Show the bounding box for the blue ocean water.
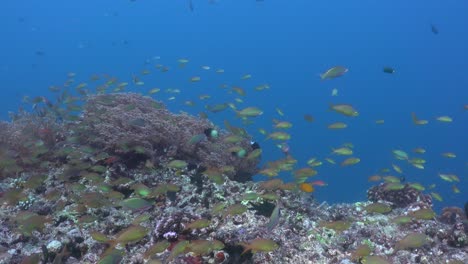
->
[0,0,466,213]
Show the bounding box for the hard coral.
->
[0,113,64,178]
[76,93,259,181]
[182,255,203,264]
[154,212,186,241]
[440,207,467,225]
[448,222,467,247]
[367,183,431,208]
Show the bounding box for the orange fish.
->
[299,183,314,193]
[368,175,382,182]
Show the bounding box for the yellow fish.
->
[435,116,453,122]
[441,152,456,158]
[320,66,348,80]
[328,122,347,129]
[330,104,359,117]
[341,157,360,166]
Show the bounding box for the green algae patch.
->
[395,232,428,251]
[319,220,352,232]
[365,203,392,214]
[121,197,152,211]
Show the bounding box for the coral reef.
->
[0,93,467,264]
[367,183,432,208]
[76,93,258,182]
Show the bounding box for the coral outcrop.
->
[0,93,467,264]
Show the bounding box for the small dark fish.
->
[35,50,45,56]
[430,24,439,35]
[250,141,260,150]
[383,67,395,74]
[203,128,218,139]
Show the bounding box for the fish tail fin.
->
[240,244,251,255]
[411,112,418,123]
[101,240,117,256]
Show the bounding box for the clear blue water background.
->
[1,0,467,212]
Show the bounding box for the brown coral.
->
[440,207,467,225]
[74,93,259,181]
[367,183,431,208]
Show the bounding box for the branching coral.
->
[76,93,259,181]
